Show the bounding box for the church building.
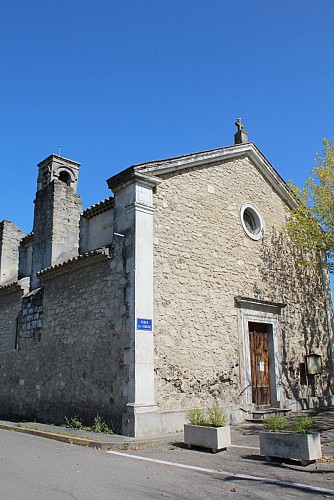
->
[0,124,333,437]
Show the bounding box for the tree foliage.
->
[287,138,334,273]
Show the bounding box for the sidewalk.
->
[0,419,181,450]
[0,406,333,454]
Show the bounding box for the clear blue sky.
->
[1,0,333,233]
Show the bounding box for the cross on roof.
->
[235,118,243,132]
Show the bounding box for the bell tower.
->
[37,154,80,193]
[31,154,82,289]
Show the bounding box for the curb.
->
[0,422,180,450]
[0,423,98,447]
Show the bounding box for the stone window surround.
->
[240,202,264,241]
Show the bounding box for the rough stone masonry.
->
[0,132,333,437]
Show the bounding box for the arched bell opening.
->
[58,170,72,186]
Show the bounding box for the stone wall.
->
[0,285,22,354]
[31,180,82,287]
[0,284,26,416]
[260,233,333,401]
[0,248,129,431]
[0,220,26,285]
[18,287,44,344]
[31,184,54,276]
[50,180,82,264]
[152,155,333,411]
[18,234,33,279]
[80,209,114,252]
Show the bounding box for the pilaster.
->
[109,172,160,436]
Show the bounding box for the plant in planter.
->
[263,415,288,433]
[184,404,231,453]
[259,415,322,465]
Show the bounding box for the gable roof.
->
[107,142,296,209]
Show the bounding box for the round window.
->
[240,203,264,240]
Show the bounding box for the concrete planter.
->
[259,431,322,464]
[184,424,231,453]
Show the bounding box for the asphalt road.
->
[0,429,333,499]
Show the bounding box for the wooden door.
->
[249,322,271,406]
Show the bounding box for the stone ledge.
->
[83,197,114,219]
[38,248,110,280]
[0,281,23,297]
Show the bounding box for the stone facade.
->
[152,156,333,414]
[0,139,333,437]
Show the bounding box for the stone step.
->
[250,408,291,421]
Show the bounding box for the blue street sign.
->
[137,318,152,331]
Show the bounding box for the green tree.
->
[287,138,334,273]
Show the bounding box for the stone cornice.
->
[133,143,259,172]
[38,248,109,280]
[21,232,34,244]
[135,143,296,209]
[83,197,114,219]
[106,143,296,207]
[125,202,155,216]
[37,154,80,169]
[107,170,161,193]
[0,281,24,297]
[235,296,287,314]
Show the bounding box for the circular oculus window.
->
[240,203,264,240]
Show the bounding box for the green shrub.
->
[64,415,84,430]
[264,415,288,433]
[207,404,228,427]
[63,414,114,434]
[187,404,228,427]
[91,415,114,434]
[291,416,314,434]
[187,408,207,426]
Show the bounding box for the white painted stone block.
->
[259,431,322,461]
[184,424,231,452]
